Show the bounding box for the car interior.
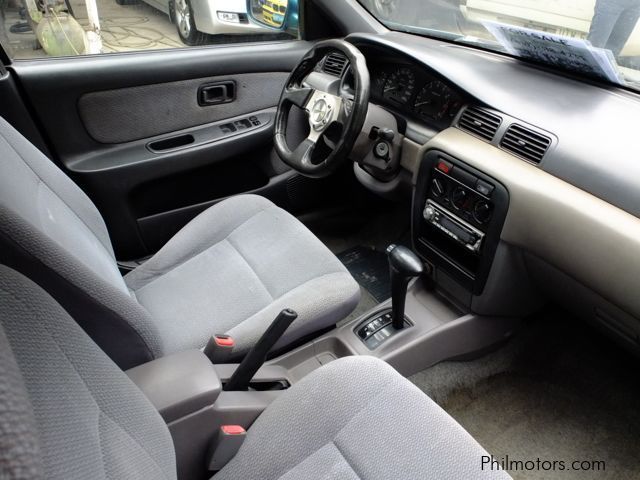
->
[1,0,640,479]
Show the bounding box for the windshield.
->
[357,0,640,91]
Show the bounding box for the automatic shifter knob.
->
[387,244,424,330]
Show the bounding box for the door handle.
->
[198,81,236,106]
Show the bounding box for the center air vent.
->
[500,124,551,164]
[323,53,348,77]
[458,106,502,141]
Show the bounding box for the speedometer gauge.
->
[414,80,452,121]
[383,67,416,105]
[372,70,388,96]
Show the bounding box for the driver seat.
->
[0,115,360,369]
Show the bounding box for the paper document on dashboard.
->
[482,21,621,85]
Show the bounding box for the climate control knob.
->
[451,187,470,210]
[473,201,493,224]
[431,178,446,197]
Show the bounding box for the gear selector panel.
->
[355,309,411,350]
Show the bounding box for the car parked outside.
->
[138,0,266,45]
[261,0,288,27]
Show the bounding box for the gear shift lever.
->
[387,244,424,330]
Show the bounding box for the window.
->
[358,0,640,92]
[0,0,298,58]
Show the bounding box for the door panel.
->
[77,72,288,143]
[11,41,313,259]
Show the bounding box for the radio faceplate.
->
[412,151,509,295]
[423,200,484,253]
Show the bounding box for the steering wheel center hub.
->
[310,98,332,130]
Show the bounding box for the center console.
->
[413,150,509,295]
[127,149,517,480]
[127,349,292,480]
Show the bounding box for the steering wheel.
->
[274,39,370,178]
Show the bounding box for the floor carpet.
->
[337,246,391,303]
[305,202,411,323]
[410,312,640,480]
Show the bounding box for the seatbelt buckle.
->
[207,425,247,471]
[203,335,235,364]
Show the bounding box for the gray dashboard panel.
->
[346,31,640,218]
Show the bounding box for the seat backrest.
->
[0,265,177,480]
[0,116,161,368]
[0,310,43,480]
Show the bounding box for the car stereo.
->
[412,151,509,295]
[423,200,485,254]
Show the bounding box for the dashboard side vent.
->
[457,106,502,141]
[500,124,551,164]
[322,53,348,77]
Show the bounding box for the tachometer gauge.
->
[446,98,463,120]
[414,80,452,121]
[383,67,416,105]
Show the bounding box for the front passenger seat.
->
[0,266,511,480]
[0,116,360,369]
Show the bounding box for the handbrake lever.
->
[224,309,298,391]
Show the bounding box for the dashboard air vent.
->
[323,53,348,77]
[500,124,551,164]
[458,106,502,141]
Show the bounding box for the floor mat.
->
[305,202,411,256]
[337,246,391,303]
[410,312,640,480]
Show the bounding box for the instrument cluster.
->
[370,62,465,128]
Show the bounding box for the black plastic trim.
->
[412,150,509,295]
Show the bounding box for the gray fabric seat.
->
[0,266,511,480]
[0,115,360,369]
[124,194,359,357]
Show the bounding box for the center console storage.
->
[413,150,509,294]
[127,350,222,423]
[126,350,292,480]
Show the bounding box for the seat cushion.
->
[216,356,511,480]
[125,194,360,356]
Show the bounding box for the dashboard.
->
[341,32,640,354]
[341,49,467,131]
[369,61,465,129]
